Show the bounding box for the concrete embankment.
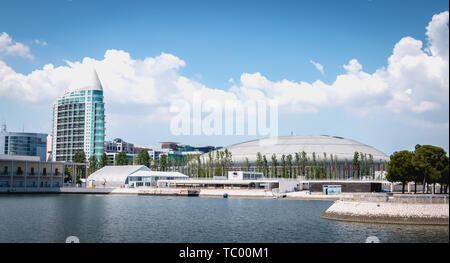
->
[138,188,199,196]
[0,187,199,196]
[0,187,115,194]
[199,189,273,198]
[321,200,449,225]
[285,191,340,200]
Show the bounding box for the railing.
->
[340,193,449,204]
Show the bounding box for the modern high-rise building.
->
[51,69,105,162]
[0,123,48,161]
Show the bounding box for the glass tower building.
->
[0,124,48,161]
[51,69,105,162]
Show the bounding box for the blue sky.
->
[0,0,449,155]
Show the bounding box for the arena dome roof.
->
[207,135,389,164]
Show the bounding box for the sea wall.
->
[321,200,449,225]
[199,189,273,197]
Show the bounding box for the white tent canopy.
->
[88,165,150,187]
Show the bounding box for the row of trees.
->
[387,145,449,194]
[82,148,388,181]
[250,151,382,179]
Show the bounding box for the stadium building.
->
[208,135,389,164]
[203,135,390,180]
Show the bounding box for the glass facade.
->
[52,72,105,162]
[0,132,47,161]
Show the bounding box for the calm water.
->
[0,194,448,243]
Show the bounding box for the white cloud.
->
[34,39,48,46]
[234,11,448,118]
[411,101,440,113]
[426,11,449,60]
[310,60,325,75]
[0,32,33,59]
[0,11,448,129]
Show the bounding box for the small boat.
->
[223,193,228,198]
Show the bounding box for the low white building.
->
[128,171,188,188]
[227,171,264,180]
[87,165,188,188]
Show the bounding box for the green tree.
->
[414,145,447,193]
[440,157,449,194]
[88,155,98,175]
[223,149,233,175]
[279,154,285,178]
[159,154,168,171]
[244,157,250,171]
[344,158,349,179]
[352,152,360,178]
[135,149,150,167]
[271,154,278,178]
[262,155,268,177]
[256,152,263,172]
[73,151,86,184]
[369,154,374,178]
[99,153,109,168]
[312,152,317,179]
[301,151,307,177]
[64,166,71,183]
[334,154,338,179]
[294,153,300,178]
[286,154,293,178]
[115,152,128,166]
[387,150,415,193]
[208,152,214,178]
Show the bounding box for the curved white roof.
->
[206,135,389,164]
[69,67,103,92]
[88,165,149,186]
[129,171,188,178]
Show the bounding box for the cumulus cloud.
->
[0,11,448,129]
[425,11,449,60]
[310,60,325,75]
[233,11,449,120]
[0,32,33,59]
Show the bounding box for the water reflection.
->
[0,195,447,243]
